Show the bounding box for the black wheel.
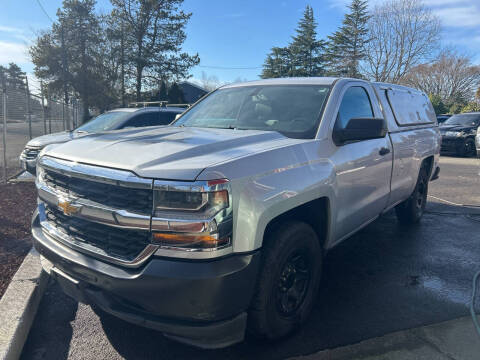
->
[248,221,322,339]
[395,165,429,224]
[462,138,476,157]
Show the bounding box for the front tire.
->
[395,164,429,224]
[462,138,476,157]
[248,221,322,340]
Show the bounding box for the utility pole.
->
[40,80,47,134]
[120,21,125,107]
[1,70,7,182]
[25,75,32,139]
[60,25,69,121]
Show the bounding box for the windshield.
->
[443,114,480,127]
[173,85,330,139]
[75,111,131,133]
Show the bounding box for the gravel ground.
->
[0,182,36,298]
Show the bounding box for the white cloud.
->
[0,41,30,65]
[0,25,32,43]
[433,5,480,27]
[0,25,22,33]
[423,0,470,5]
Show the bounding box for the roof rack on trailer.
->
[128,101,190,108]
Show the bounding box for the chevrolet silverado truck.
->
[32,78,440,348]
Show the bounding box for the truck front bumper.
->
[19,156,37,175]
[32,212,261,349]
[440,137,464,154]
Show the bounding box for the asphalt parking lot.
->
[21,156,480,360]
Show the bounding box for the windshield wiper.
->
[75,130,89,134]
[215,125,247,130]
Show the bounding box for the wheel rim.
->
[276,251,311,316]
[416,177,427,211]
[466,141,476,156]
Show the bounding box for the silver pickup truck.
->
[32,77,440,348]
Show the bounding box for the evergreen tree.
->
[260,6,326,78]
[110,0,200,101]
[326,0,370,78]
[30,0,110,121]
[261,47,292,78]
[0,63,25,89]
[289,5,326,77]
[428,94,447,115]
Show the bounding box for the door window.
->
[335,86,374,129]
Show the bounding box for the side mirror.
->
[333,118,387,145]
[175,114,182,121]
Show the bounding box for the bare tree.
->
[363,0,441,83]
[401,49,480,103]
[200,71,222,91]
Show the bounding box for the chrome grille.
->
[22,147,41,160]
[45,205,150,262]
[43,169,153,215]
[37,156,156,266]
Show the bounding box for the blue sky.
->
[0,0,479,89]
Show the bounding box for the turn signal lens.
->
[152,218,230,249]
[152,233,230,249]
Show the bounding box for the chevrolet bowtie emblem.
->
[58,199,80,216]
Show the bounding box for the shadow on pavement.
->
[21,278,78,360]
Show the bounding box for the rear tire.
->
[395,164,429,224]
[463,138,476,157]
[248,221,322,340]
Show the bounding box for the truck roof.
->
[222,78,426,97]
[222,77,341,88]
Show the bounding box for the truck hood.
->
[43,126,296,180]
[27,131,84,148]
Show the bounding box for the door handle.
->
[379,147,390,156]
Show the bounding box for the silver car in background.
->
[20,105,185,174]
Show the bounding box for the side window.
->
[158,112,177,125]
[123,112,159,128]
[336,86,374,129]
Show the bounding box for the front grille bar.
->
[40,219,158,268]
[37,183,151,230]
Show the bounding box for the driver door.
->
[331,85,393,242]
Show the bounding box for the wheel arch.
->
[261,197,331,252]
[422,155,435,178]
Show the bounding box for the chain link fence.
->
[0,76,83,182]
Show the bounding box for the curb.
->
[289,315,480,360]
[0,248,48,360]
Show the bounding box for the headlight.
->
[36,163,46,185]
[445,131,463,137]
[152,179,232,252]
[154,189,228,217]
